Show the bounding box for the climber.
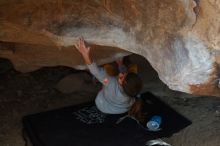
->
[74,37,145,122]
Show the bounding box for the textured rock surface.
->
[55,72,95,94]
[0,0,219,96]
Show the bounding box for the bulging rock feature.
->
[0,0,219,96]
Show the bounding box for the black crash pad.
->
[23,92,191,146]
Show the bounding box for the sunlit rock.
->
[0,0,219,96]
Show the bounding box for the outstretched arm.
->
[74,37,110,85]
[74,37,92,65]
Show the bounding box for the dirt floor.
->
[0,56,220,146]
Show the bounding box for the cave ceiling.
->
[0,0,220,96]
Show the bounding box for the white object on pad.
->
[145,139,171,146]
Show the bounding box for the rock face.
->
[0,0,219,96]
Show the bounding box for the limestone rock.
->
[0,0,219,96]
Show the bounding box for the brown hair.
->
[122,73,146,123]
[128,98,146,123]
[122,73,143,97]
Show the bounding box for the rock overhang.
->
[0,0,219,96]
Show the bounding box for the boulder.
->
[0,0,219,96]
[55,72,96,94]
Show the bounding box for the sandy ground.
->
[0,56,220,146]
